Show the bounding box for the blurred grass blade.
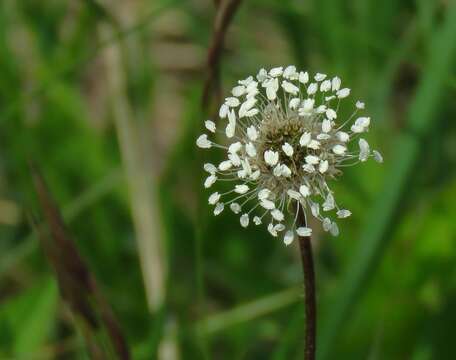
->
[318,4,456,359]
[196,287,301,336]
[30,163,130,360]
[100,21,167,313]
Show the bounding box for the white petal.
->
[230,203,241,214]
[320,80,331,92]
[205,120,216,133]
[308,140,321,150]
[245,108,259,117]
[258,189,271,200]
[287,189,301,200]
[314,73,327,81]
[269,66,283,77]
[359,138,370,161]
[316,105,327,114]
[228,153,241,166]
[337,88,350,98]
[289,97,301,110]
[283,65,297,79]
[282,80,299,94]
[214,202,224,215]
[264,150,279,166]
[208,192,221,205]
[240,214,249,227]
[234,184,249,194]
[307,83,318,95]
[299,71,309,84]
[296,227,312,237]
[239,76,253,86]
[204,175,217,188]
[282,142,294,157]
[218,160,232,171]
[333,144,347,155]
[225,97,240,107]
[232,85,246,97]
[271,209,284,222]
[253,216,262,225]
[266,78,279,100]
[268,223,278,237]
[299,185,310,197]
[373,150,383,163]
[317,133,331,140]
[336,131,350,142]
[302,164,315,173]
[323,217,332,231]
[356,100,365,109]
[257,68,268,82]
[247,125,258,141]
[196,134,212,148]
[355,117,370,128]
[299,132,311,146]
[274,223,285,232]
[284,230,294,246]
[260,199,275,210]
[203,163,217,174]
[337,209,351,218]
[326,108,337,120]
[219,103,229,118]
[323,194,335,211]
[322,119,332,133]
[319,160,329,173]
[239,98,257,118]
[273,164,283,177]
[250,170,260,180]
[329,222,339,236]
[228,142,242,154]
[281,164,292,177]
[305,155,320,165]
[310,202,320,217]
[331,76,341,91]
[246,142,257,157]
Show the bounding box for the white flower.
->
[356,100,365,109]
[282,80,299,94]
[197,66,382,241]
[337,88,350,98]
[297,227,312,237]
[214,202,224,215]
[240,214,249,227]
[359,138,370,161]
[307,83,318,95]
[333,144,347,155]
[299,185,310,197]
[208,192,220,205]
[319,160,329,173]
[305,155,320,165]
[284,230,294,245]
[204,163,217,174]
[247,125,258,141]
[337,209,351,218]
[300,132,311,147]
[205,120,216,133]
[373,150,383,163]
[264,150,279,166]
[271,209,284,221]
[235,184,249,194]
[196,134,211,148]
[230,203,241,214]
[204,175,217,188]
[282,142,294,157]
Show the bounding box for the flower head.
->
[197,66,382,245]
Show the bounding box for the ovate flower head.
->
[197,66,382,245]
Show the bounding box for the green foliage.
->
[1,0,456,359]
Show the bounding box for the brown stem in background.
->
[297,205,316,360]
[202,0,243,109]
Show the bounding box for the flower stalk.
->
[297,204,316,360]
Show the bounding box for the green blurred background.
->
[1,0,456,359]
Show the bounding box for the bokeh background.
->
[1,0,456,359]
